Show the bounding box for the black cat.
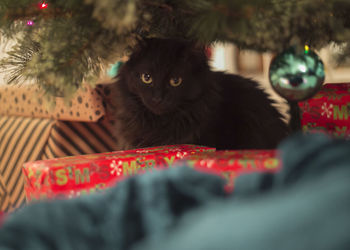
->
[111,38,291,150]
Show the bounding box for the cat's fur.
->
[111,38,291,150]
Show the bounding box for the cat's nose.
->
[152,96,162,104]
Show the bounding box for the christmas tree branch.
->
[0,0,349,98]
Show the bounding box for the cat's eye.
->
[141,73,153,84]
[169,77,183,87]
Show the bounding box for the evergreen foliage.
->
[0,0,349,96]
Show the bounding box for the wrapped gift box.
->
[299,83,350,138]
[23,147,281,201]
[23,145,214,201]
[0,83,118,212]
[176,150,281,191]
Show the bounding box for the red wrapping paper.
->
[176,150,281,191]
[23,145,214,201]
[23,146,282,202]
[299,83,350,138]
[0,212,4,226]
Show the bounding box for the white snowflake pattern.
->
[110,160,123,176]
[198,159,215,168]
[176,151,188,158]
[68,190,81,199]
[135,149,150,154]
[198,160,207,167]
[321,103,334,118]
[206,159,216,168]
[169,148,181,152]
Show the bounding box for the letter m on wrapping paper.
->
[75,168,90,184]
[123,161,139,176]
[333,105,349,120]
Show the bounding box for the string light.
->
[304,45,310,54]
[26,2,47,26]
[40,2,48,9]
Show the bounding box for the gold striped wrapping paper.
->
[0,116,54,212]
[0,116,118,212]
[0,84,105,122]
[0,176,9,212]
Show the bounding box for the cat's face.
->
[120,39,210,115]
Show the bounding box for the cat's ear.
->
[125,37,152,65]
[189,40,206,51]
[184,40,209,63]
[129,37,147,55]
[172,39,204,53]
[129,37,165,58]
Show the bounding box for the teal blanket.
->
[0,133,349,250]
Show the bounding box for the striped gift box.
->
[0,116,118,212]
[0,83,119,213]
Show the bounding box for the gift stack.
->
[23,145,281,202]
[0,83,118,212]
[299,83,350,138]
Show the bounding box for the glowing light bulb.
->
[26,20,34,26]
[304,45,310,54]
[40,2,48,9]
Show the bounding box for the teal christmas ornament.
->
[269,46,325,102]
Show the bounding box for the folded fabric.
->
[136,133,350,250]
[0,166,227,250]
[0,133,349,250]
